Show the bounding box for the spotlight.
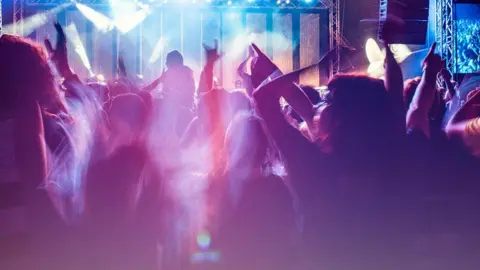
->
[305,0,312,3]
[276,0,281,4]
[286,0,290,3]
[149,36,167,64]
[227,0,232,4]
[207,0,212,2]
[76,3,114,32]
[247,0,254,2]
[96,74,106,82]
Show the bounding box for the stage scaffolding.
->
[435,0,454,73]
[12,0,342,79]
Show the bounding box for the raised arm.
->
[406,43,443,137]
[254,44,334,127]
[198,40,222,95]
[45,23,97,105]
[382,21,406,134]
[440,69,456,99]
[446,90,480,137]
[143,74,164,93]
[237,46,255,96]
[253,58,325,198]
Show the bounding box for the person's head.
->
[0,35,57,112]
[166,50,184,69]
[87,82,110,104]
[315,73,394,154]
[299,84,322,105]
[197,88,230,123]
[224,113,269,171]
[228,90,252,117]
[137,90,155,119]
[109,81,131,97]
[285,85,322,124]
[403,77,422,110]
[108,93,147,136]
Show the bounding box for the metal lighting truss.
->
[13,0,25,35]
[436,0,454,72]
[16,0,341,75]
[327,0,340,76]
[24,0,329,9]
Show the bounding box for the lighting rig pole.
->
[436,0,454,73]
[328,0,340,77]
[22,0,339,81]
[13,0,25,36]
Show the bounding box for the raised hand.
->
[380,16,404,46]
[44,22,72,77]
[250,43,279,85]
[422,43,444,75]
[440,68,452,81]
[248,45,256,59]
[203,40,222,65]
[251,43,274,66]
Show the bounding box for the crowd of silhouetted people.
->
[1,20,480,270]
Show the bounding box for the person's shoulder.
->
[184,66,194,73]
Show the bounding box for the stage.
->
[3,0,337,89]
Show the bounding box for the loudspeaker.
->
[377,0,429,44]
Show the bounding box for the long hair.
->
[0,35,58,112]
[223,113,269,174]
[325,74,397,161]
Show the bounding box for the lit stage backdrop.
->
[33,7,329,88]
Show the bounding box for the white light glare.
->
[2,3,72,36]
[114,8,150,33]
[76,3,114,32]
[64,23,93,76]
[227,0,232,4]
[149,37,167,64]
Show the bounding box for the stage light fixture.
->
[2,3,72,36]
[64,23,93,76]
